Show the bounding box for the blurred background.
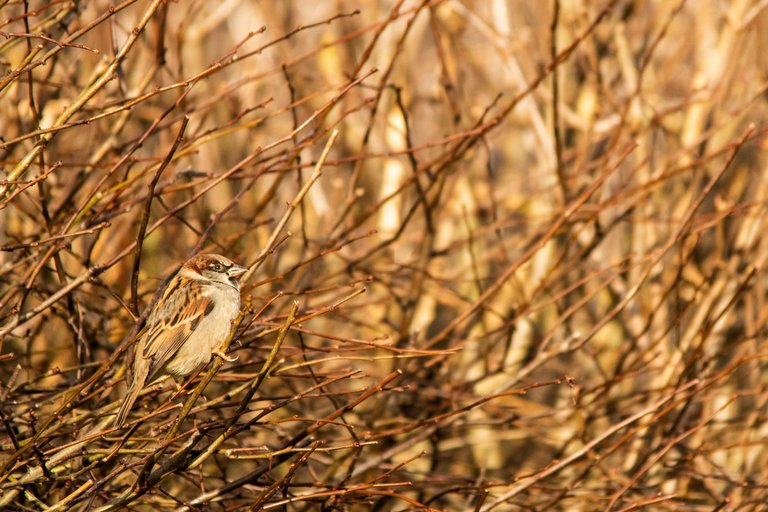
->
[2,0,768,509]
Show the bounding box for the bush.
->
[2,1,767,510]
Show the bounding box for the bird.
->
[114,253,247,428]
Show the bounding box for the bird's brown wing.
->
[140,278,213,382]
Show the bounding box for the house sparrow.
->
[114,253,247,428]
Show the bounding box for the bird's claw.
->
[213,350,238,363]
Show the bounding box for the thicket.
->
[2,1,767,510]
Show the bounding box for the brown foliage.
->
[2,1,768,510]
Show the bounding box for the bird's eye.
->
[210,263,223,272]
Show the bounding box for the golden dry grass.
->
[2,0,768,510]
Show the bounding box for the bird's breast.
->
[164,286,240,377]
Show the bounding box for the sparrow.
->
[114,253,247,428]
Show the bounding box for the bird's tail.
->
[114,380,142,428]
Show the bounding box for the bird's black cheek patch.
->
[204,301,215,317]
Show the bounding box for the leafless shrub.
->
[2,1,768,510]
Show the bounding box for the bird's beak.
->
[227,264,247,279]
